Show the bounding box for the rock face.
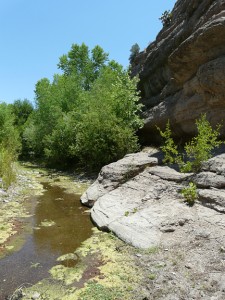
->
[131,0,225,141]
[81,149,225,249]
[81,152,158,207]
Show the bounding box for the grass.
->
[78,282,123,300]
[148,273,156,280]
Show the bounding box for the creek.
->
[0,178,93,299]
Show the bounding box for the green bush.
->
[0,103,21,188]
[157,120,178,165]
[181,114,222,172]
[0,148,17,189]
[158,114,222,172]
[181,182,198,205]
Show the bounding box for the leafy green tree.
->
[23,43,143,169]
[10,99,33,157]
[58,43,108,90]
[11,99,33,129]
[72,66,142,169]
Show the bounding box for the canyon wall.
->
[132,0,225,141]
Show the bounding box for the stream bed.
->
[0,179,93,299]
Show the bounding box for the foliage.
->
[73,68,142,168]
[57,43,108,90]
[0,148,17,189]
[181,182,198,205]
[0,103,21,188]
[157,120,178,165]
[159,10,172,26]
[181,114,222,172]
[129,43,140,64]
[11,99,33,130]
[10,99,33,157]
[158,114,222,172]
[22,43,143,169]
[148,273,156,280]
[78,282,123,300]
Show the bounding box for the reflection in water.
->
[0,182,93,299]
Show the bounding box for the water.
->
[0,181,93,299]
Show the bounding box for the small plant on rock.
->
[181,182,198,206]
[159,10,172,27]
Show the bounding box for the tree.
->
[57,43,108,90]
[23,43,143,169]
[11,99,33,130]
[129,43,140,64]
[73,66,143,169]
[10,99,33,157]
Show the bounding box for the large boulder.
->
[81,152,158,207]
[81,151,225,248]
[131,0,225,141]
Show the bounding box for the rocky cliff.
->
[132,0,225,141]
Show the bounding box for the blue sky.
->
[0,0,176,104]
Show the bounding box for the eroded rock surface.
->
[81,152,158,207]
[81,150,225,250]
[131,0,225,141]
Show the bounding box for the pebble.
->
[32,292,41,299]
[136,253,142,258]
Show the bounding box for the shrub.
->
[0,103,21,188]
[0,148,17,189]
[181,182,198,205]
[158,114,222,172]
[157,120,178,165]
[181,114,222,172]
[159,10,172,27]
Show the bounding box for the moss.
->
[0,164,45,259]
[39,219,56,227]
[148,273,157,280]
[77,282,124,300]
[50,263,85,285]
[23,228,143,300]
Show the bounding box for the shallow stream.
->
[0,180,93,299]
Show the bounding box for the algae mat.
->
[21,228,143,300]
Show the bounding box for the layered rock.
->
[132,0,225,141]
[81,150,225,248]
